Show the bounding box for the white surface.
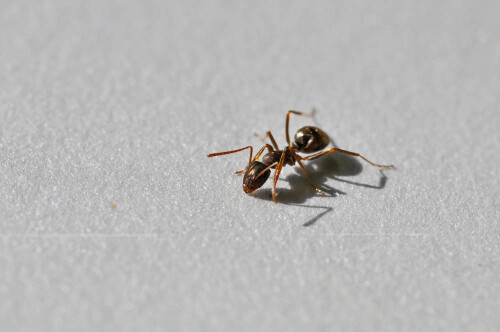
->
[1,1,499,331]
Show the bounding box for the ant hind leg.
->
[285,108,316,146]
[271,153,286,203]
[291,150,324,194]
[303,148,395,169]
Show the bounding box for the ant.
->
[208,110,395,203]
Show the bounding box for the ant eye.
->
[243,161,270,193]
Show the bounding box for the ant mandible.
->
[207,109,395,203]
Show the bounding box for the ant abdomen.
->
[292,126,330,153]
[243,161,271,193]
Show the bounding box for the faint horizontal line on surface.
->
[321,233,430,237]
[0,233,163,239]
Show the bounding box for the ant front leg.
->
[208,146,254,173]
[304,148,395,169]
[285,108,316,146]
[235,144,274,175]
[254,131,279,150]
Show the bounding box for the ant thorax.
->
[262,146,296,168]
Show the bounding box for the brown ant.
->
[208,110,395,203]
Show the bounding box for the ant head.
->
[243,161,271,193]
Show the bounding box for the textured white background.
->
[1,0,499,331]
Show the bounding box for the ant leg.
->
[254,161,278,180]
[254,131,279,150]
[286,108,316,146]
[254,144,274,160]
[236,161,279,182]
[208,146,254,171]
[303,148,395,169]
[235,144,273,175]
[271,152,286,203]
[290,150,324,194]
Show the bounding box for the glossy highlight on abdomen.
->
[293,126,330,153]
[243,161,271,193]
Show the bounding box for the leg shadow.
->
[247,113,394,225]
[251,171,340,227]
[252,186,334,227]
[249,150,391,226]
[301,152,389,190]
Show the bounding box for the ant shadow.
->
[251,148,389,227]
